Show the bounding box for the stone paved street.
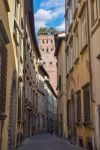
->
[17,134,83,150]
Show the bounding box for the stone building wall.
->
[38,35,57,93]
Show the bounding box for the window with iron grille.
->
[76,91,81,123]
[0,38,7,113]
[83,84,91,123]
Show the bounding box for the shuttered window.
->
[83,84,91,123]
[0,39,7,113]
[98,106,100,137]
[76,91,81,123]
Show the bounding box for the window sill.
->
[80,43,88,55]
[91,20,100,36]
[74,57,79,65]
[83,122,92,128]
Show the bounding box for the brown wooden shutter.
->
[83,84,90,123]
[77,91,81,123]
[0,39,7,113]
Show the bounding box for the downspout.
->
[87,1,96,149]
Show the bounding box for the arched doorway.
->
[8,70,17,150]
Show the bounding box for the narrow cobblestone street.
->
[17,134,83,150]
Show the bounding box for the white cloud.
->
[35,8,65,32]
[56,21,65,31]
[40,0,65,10]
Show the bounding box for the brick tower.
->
[38,35,57,93]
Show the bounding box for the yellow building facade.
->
[0,0,24,149]
[0,1,58,150]
[0,0,41,149]
[65,0,95,149]
[0,1,15,150]
[55,33,67,138]
[88,0,100,149]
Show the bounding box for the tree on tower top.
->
[38,27,58,35]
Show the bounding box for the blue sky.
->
[34,0,65,33]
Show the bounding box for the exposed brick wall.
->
[38,35,57,93]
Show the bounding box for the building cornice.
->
[45,80,57,98]
[28,0,41,58]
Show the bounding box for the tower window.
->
[46,48,48,52]
[50,62,52,65]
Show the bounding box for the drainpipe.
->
[87,1,96,150]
